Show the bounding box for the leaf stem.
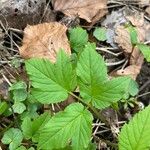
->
[69,92,109,126]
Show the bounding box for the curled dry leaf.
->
[19,22,71,62]
[52,0,108,23]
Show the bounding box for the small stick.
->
[96,47,123,56]
[106,59,126,66]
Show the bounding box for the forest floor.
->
[0,0,150,149]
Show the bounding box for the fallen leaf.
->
[19,22,71,62]
[116,65,142,80]
[126,12,145,27]
[52,0,108,23]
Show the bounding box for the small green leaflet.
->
[77,43,131,109]
[119,105,150,150]
[0,101,8,115]
[69,27,88,52]
[16,146,26,150]
[9,81,27,102]
[128,25,138,45]
[128,80,139,96]
[38,103,93,150]
[21,112,51,142]
[137,44,150,62]
[25,50,76,104]
[12,102,26,114]
[1,128,23,150]
[93,27,107,41]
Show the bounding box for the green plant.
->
[119,105,150,150]
[23,40,132,149]
[1,27,149,150]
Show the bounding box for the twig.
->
[106,59,126,66]
[139,79,150,92]
[96,47,123,56]
[8,28,23,34]
[137,92,150,98]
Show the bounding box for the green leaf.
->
[21,112,51,142]
[0,101,8,115]
[9,81,27,90]
[137,44,150,62]
[16,146,27,150]
[1,128,23,150]
[69,27,88,52]
[9,81,27,102]
[28,148,35,150]
[12,102,26,114]
[128,26,138,45]
[119,105,150,150]
[38,103,93,150]
[93,27,107,41]
[25,50,76,104]
[21,103,39,120]
[77,43,131,109]
[128,80,139,96]
[21,117,33,139]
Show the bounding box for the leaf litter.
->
[52,0,108,23]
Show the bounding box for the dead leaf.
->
[19,22,71,62]
[126,12,145,27]
[52,0,108,23]
[116,65,142,80]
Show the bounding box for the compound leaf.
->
[119,105,150,150]
[38,103,93,150]
[25,50,76,104]
[77,43,130,109]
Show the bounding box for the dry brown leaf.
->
[116,65,140,80]
[52,0,107,23]
[19,22,71,62]
[126,12,145,27]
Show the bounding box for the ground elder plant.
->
[1,27,150,150]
